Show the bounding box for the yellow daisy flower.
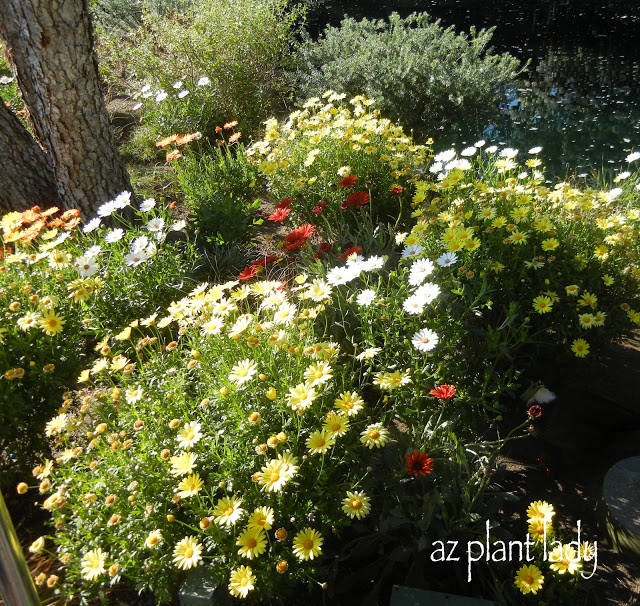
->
[548,544,582,575]
[81,547,108,580]
[236,527,267,560]
[322,412,350,437]
[248,506,275,531]
[38,309,65,336]
[306,430,335,454]
[526,500,555,523]
[571,338,590,358]
[360,423,390,449]
[172,536,203,570]
[177,473,204,499]
[341,491,371,519]
[514,564,544,594]
[212,495,244,526]
[292,528,323,561]
[170,452,198,477]
[228,565,255,599]
[176,421,202,450]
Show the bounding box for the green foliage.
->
[90,0,196,31]
[173,140,263,245]
[296,12,522,141]
[0,43,23,115]
[95,0,305,143]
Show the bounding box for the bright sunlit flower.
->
[236,527,267,560]
[213,495,244,526]
[292,528,323,560]
[170,452,198,477]
[526,500,555,523]
[360,423,390,448]
[81,548,108,580]
[341,491,371,519]
[248,506,275,531]
[228,565,255,599]
[514,564,544,595]
[411,328,439,352]
[176,473,204,498]
[229,359,258,385]
[38,309,65,336]
[172,536,203,570]
[306,430,335,454]
[176,421,202,450]
[549,544,582,575]
[323,412,350,437]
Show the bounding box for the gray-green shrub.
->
[296,12,522,141]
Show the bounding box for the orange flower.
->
[228,132,242,144]
[223,120,239,129]
[429,384,457,400]
[166,150,183,162]
[405,450,434,476]
[156,134,179,148]
[175,132,202,146]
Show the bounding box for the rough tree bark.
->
[0,0,131,218]
[0,96,61,212]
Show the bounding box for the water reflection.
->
[309,0,640,177]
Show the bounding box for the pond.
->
[309,0,640,179]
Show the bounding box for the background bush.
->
[296,12,521,141]
[95,0,304,145]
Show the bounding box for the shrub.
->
[95,0,304,143]
[0,196,198,479]
[245,92,433,230]
[296,12,521,141]
[170,131,263,246]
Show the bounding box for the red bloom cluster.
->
[338,175,358,188]
[268,207,290,222]
[283,223,315,252]
[406,450,434,476]
[276,198,293,209]
[338,246,362,260]
[238,266,257,281]
[391,186,404,195]
[312,201,328,215]
[528,405,543,419]
[340,191,370,210]
[313,242,332,259]
[237,255,279,280]
[429,384,457,400]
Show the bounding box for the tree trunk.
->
[0,97,61,212]
[0,0,132,218]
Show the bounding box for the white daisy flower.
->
[528,146,543,155]
[411,328,439,353]
[83,218,101,233]
[474,139,486,147]
[140,84,151,93]
[413,282,441,304]
[105,228,124,243]
[485,145,498,154]
[361,255,385,271]
[85,245,102,258]
[356,289,376,306]
[171,220,187,231]
[155,90,168,103]
[403,294,425,315]
[408,258,435,286]
[74,255,99,277]
[113,191,131,209]
[125,250,149,267]
[172,80,183,89]
[177,90,189,99]
[460,146,477,157]
[140,198,156,212]
[96,200,120,218]
[326,265,359,286]
[401,244,423,259]
[197,76,210,86]
[146,217,165,232]
[433,149,456,163]
[131,235,149,254]
[499,147,518,159]
[436,252,458,267]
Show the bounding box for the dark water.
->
[310,0,640,178]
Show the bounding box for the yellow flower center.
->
[224,507,234,517]
[184,547,194,558]
[316,439,325,447]
[351,499,362,509]
[369,430,380,440]
[331,423,341,431]
[247,538,257,548]
[270,472,280,483]
[186,430,195,440]
[240,578,249,587]
[304,539,314,550]
[524,575,534,585]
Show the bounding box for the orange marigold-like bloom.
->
[406,450,434,476]
[429,384,457,400]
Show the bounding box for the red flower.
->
[268,207,291,222]
[319,242,332,252]
[276,198,293,209]
[406,450,434,476]
[341,191,370,210]
[283,223,315,252]
[391,186,404,195]
[338,175,358,188]
[238,266,257,281]
[339,246,362,260]
[528,405,543,419]
[429,384,457,400]
[251,255,279,268]
[312,201,328,215]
